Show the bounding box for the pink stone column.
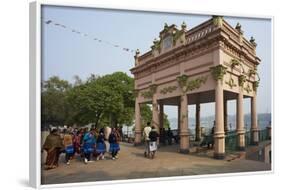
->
[214,81,225,159]
[236,90,245,151]
[134,98,142,146]
[251,94,259,145]
[152,95,160,133]
[180,94,190,154]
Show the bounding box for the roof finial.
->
[250,36,257,47]
[135,49,140,56]
[235,22,243,34]
[134,49,140,66]
[153,38,158,44]
[181,21,187,30]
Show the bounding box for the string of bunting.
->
[42,18,137,54]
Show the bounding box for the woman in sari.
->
[82,128,96,164]
[109,127,120,160]
[96,130,106,160]
[43,128,63,170]
[63,129,74,165]
[73,129,82,155]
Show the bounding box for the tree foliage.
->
[41,76,71,127]
[42,73,170,131]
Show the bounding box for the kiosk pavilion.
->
[130,16,261,159]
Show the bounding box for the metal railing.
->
[196,128,270,152]
[225,128,270,152]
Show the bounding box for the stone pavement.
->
[41,142,271,185]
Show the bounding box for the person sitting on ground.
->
[63,129,74,165]
[82,128,96,164]
[143,122,152,157]
[109,127,120,160]
[96,130,106,160]
[43,128,63,170]
[73,129,82,156]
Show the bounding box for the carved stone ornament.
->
[177,75,188,89]
[151,23,186,53]
[244,83,252,93]
[253,81,259,92]
[212,15,223,27]
[210,65,227,82]
[230,59,240,70]
[238,75,247,87]
[225,77,237,89]
[140,84,158,99]
[160,86,178,95]
[177,75,208,93]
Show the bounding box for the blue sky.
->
[42,5,272,119]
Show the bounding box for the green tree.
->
[66,72,134,129]
[140,104,170,130]
[41,76,71,128]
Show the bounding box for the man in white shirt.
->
[143,122,151,157]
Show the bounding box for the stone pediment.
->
[151,22,187,56]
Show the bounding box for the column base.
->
[214,153,225,160]
[179,149,189,154]
[237,146,245,151]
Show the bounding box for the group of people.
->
[42,126,121,170]
[143,122,159,159]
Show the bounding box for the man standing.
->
[143,122,152,157]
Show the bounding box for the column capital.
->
[210,65,227,82]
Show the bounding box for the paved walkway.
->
[41,142,271,185]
